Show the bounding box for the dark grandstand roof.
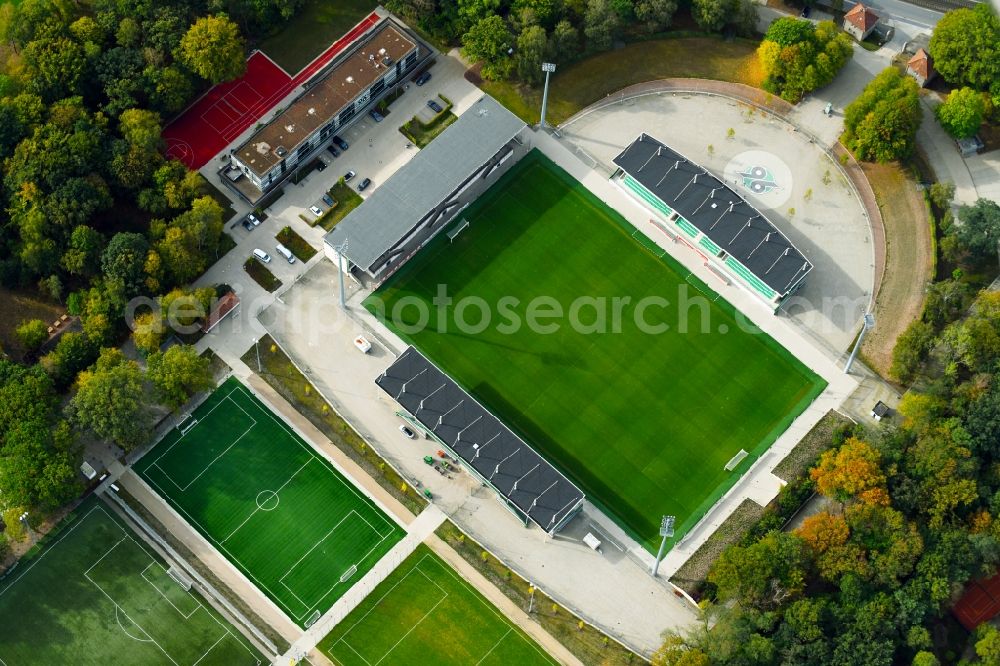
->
[376,347,584,533]
[613,134,812,296]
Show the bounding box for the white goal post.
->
[447,219,470,242]
[339,564,358,583]
[725,449,749,471]
[178,415,199,435]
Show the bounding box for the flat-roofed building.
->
[229,18,426,194]
[325,95,528,284]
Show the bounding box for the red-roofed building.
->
[954,572,1000,631]
[844,3,880,41]
[906,48,936,87]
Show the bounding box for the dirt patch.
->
[669,499,766,594]
[859,162,933,377]
[773,410,853,482]
[0,288,64,361]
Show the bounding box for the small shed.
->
[843,3,880,41]
[871,400,890,421]
[906,48,935,87]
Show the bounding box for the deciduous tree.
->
[462,15,513,80]
[147,344,212,409]
[177,15,246,84]
[929,5,1000,91]
[70,347,148,451]
[936,87,985,139]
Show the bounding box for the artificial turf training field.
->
[367,151,826,548]
[318,544,557,665]
[135,377,404,627]
[0,497,262,665]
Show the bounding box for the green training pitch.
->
[318,544,557,665]
[367,151,826,548]
[0,497,263,665]
[135,377,404,627]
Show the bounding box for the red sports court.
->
[163,11,382,170]
[953,572,1000,631]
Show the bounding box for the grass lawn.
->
[400,110,458,148]
[244,257,283,292]
[481,35,764,125]
[318,544,556,666]
[135,378,405,626]
[258,0,378,73]
[276,226,318,262]
[366,152,824,548]
[320,180,364,231]
[0,497,263,665]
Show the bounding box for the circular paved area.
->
[560,91,873,354]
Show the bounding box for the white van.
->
[275,243,296,264]
[252,248,271,263]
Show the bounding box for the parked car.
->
[247,213,261,226]
[358,177,372,192]
[275,243,296,264]
[327,144,340,157]
[316,160,326,171]
[800,5,811,17]
[241,218,254,232]
[333,136,349,150]
[252,249,271,263]
[414,71,431,86]
[368,109,384,122]
[399,424,417,439]
[427,100,443,114]
[322,194,335,207]
[309,205,323,216]
[344,170,356,182]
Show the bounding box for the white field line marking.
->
[86,570,180,665]
[338,565,450,666]
[341,640,374,666]
[230,384,399,534]
[221,458,313,544]
[432,558,559,665]
[190,633,227,666]
[276,509,389,611]
[115,605,153,642]
[149,384,241,463]
[476,627,513,665]
[159,405,257,492]
[140,562,200,620]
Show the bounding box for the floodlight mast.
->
[335,239,349,308]
[651,515,675,577]
[540,62,556,128]
[843,312,875,374]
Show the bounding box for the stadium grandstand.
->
[324,95,528,285]
[612,134,812,309]
[376,347,585,534]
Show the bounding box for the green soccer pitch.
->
[135,378,405,627]
[0,497,263,665]
[318,544,557,665]
[366,151,826,548]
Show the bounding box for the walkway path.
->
[278,506,447,664]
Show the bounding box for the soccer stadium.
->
[135,378,405,627]
[362,149,826,548]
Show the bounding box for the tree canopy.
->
[177,15,246,84]
[843,67,921,162]
[757,19,853,103]
[928,5,1000,91]
[935,87,985,139]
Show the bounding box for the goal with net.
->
[724,449,749,471]
[177,415,199,436]
[339,564,358,583]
